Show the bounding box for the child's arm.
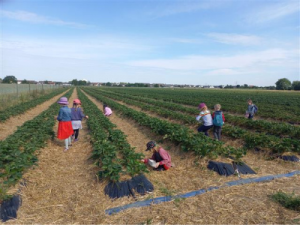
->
[196,112,203,121]
[250,105,255,115]
[79,108,86,119]
[57,109,63,121]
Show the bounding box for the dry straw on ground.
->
[2,89,299,224]
[0,90,69,141]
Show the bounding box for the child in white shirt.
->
[196,103,213,136]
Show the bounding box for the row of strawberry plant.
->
[0,87,66,122]
[91,88,196,124]
[77,89,148,182]
[103,87,300,123]
[97,88,300,139]
[91,88,300,154]
[221,125,300,154]
[82,88,245,160]
[0,89,73,201]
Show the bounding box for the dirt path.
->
[83,91,235,193]
[82,91,300,224]
[7,89,110,224]
[93,94,299,177]
[5,89,300,224]
[0,90,69,141]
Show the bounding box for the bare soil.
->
[3,89,300,224]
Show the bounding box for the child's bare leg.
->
[68,136,72,146]
[64,139,69,151]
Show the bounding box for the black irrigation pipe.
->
[106,170,300,215]
[78,89,153,198]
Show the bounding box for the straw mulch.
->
[3,89,299,224]
[0,90,69,141]
[103,176,300,224]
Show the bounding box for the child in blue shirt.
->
[56,97,73,152]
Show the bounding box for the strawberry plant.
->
[77,89,148,182]
[93,88,300,155]
[82,88,245,160]
[0,88,73,202]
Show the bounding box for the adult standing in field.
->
[71,99,88,142]
[245,99,257,120]
[196,103,213,136]
[56,97,73,152]
[141,141,172,171]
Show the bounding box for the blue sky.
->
[0,0,299,86]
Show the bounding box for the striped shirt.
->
[196,110,213,126]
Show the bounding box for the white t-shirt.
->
[196,110,213,126]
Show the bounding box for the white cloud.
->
[0,10,92,28]
[204,69,240,76]
[146,0,230,18]
[1,36,152,60]
[246,0,300,23]
[1,47,298,86]
[205,33,262,45]
[169,38,203,44]
[127,49,296,70]
[129,49,289,70]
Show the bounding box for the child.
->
[246,99,256,119]
[71,99,88,142]
[141,141,172,171]
[56,97,73,152]
[196,103,213,136]
[103,104,112,117]
[212,104,225,141]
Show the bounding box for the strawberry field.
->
[0,87,299,224]
[83,87,300,157]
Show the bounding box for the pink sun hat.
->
[57,97,69,105]
[198,103,206,109]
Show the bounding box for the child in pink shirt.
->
[142,141,172,171]
[103,104,112,116]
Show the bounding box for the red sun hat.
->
[73,99,81,105]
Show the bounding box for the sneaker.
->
[64,148,69,152]
[74,139,79,142]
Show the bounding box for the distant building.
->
[203,85,214,89]
[90,82,102,86]
[214,85,225,89]
[17,80,38,84]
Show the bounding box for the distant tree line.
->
[69,79,89,86]
[275,78,300,90]
[125,83,150,87]
[1,76,299,90]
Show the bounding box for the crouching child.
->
[142,141,172,171]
